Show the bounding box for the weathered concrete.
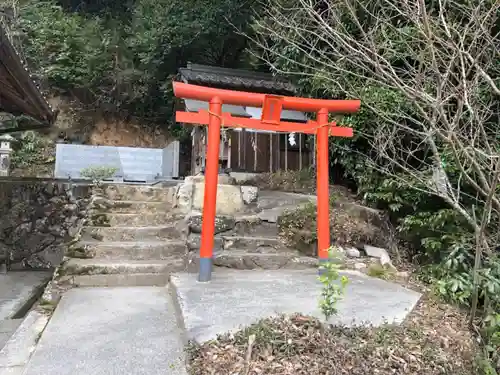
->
[71,273,170,287]
[212,251,317,270]
[103,212,182,227]
[221,235,283,250]
[0,367,23,375]
[185,175,236,186]
[62,258,184,276]
[101,201,171,214]
[255,191,315,223]
[81,225,184,242]
[23,287,187,375]
[0,311,49,369]
[103,185,177,203]
[0,320,21,350]
[0,272,51,320]
[171,269,421,343]
[77,240,186,260]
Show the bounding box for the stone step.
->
[81,225,185,242]
[74,241,186,260]
[102,184,177,203]
[104,201,172,214]
[70,273,170,287]
[89,212,184,227]
[61,258,185,277]
[221,235,285,250]
[188,250,317,271]
[0,319,22,351]
[234,220,279,237]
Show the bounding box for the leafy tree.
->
[250,0,500,369]
[6,0,259,129]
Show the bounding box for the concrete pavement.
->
[22,287,187,375]
[0,271,51,321]
[171,269,421,343]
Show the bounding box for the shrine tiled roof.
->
[178,63,297,95]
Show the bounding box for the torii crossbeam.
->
[174,81,361,282]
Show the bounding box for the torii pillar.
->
[174,82,360,282]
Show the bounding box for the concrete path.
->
[22,287,187,375]
[0,311,49,374]
[171,269,422,343]
[0,271,50,351]
[0,319,22,350]
[0,271,51,320]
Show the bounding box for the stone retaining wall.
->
[0,178,91,270]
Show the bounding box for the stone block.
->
[364,245,392,266]
[176,182,193,212]
[192,183,244,215]
[346,247,361,258]
[240,186,259,205]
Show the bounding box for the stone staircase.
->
[59,182,318,287]
[61,184,187,287]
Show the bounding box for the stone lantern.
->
[0,134,15,176]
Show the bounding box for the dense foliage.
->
[2,0,258,134]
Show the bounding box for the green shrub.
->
[80,166,117,186]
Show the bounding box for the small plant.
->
[80,165,117,186]
[318,246,349,320]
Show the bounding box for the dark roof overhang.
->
[0,25,57,134]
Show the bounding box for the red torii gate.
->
[174,81,360,282]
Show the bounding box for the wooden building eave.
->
[0,25,57,133]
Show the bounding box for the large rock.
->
[192,183,244,215]
[241,186,259,205]
[364,245,392,266]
